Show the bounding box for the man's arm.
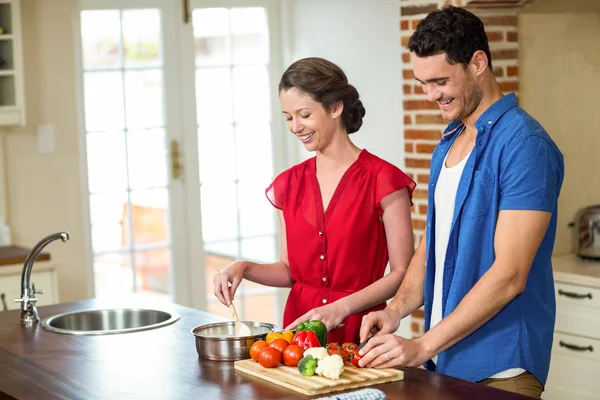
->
[417,209,551,359]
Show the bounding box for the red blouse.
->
[266,150,415,344]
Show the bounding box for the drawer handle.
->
[1,292,7,311]
[559,341,594,352]
[558,289,592,299]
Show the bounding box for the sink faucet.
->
[16,232,70,326]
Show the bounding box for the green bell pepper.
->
[296,319,328,347]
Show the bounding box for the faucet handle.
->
[32,283,44,296]
[15,296,38,304]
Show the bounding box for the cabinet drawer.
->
[0,271,57,311]
[556,301,600,340]
[555,281,600,310]
[544,333,600,400]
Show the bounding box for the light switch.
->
[37,124,55,154]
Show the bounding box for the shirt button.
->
[319,231,323,236]
[322,299,328,304]
[487,120,492,124]
[320,255,325,260]
[322,277,327,282]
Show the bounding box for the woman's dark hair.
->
[278,57,366,134]
[407,6,493,69]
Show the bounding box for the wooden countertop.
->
[0,299,532,400]
[553,253,600,288]
[0,245,50,267]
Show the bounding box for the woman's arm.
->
[213,210,294,306]
[285,188,414,330]
[337,188,414,316]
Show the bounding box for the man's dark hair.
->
[407,6,493,69]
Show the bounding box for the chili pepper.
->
[292,330,321,350]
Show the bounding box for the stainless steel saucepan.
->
[191,321,276,361]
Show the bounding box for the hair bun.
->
[344,88,366,134]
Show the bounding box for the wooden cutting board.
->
[234,359,403,396]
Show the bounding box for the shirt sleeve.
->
[265,170,289,210]
[376,163,416,213]
[499,135,564,212]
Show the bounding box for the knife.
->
[271,323,345,334]
[357,326,379,352]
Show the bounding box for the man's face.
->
[411,52,483,121]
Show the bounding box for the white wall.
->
[281,0,405,169]
[280,0,411,339]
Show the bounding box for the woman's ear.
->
[331,101,344,119]
[470,50,489,77]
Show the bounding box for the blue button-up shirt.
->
[423,93,564,385]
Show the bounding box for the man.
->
[357,6,564,399]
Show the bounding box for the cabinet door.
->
[0,271,57,311]
[543,333,600,400]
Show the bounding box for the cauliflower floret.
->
[303,347,328,361]
[315,354,345,380]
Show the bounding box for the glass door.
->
[185,0,282,324]
[77,0,190,304]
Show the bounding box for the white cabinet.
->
[544,255,600,400]
[0,262,58,311]
[0,0,25,126]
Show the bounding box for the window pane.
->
[127,129,167,189]
[241,236,276,263]
[86,131,127,193]
[125,69,164,129]
[204,240,239,259]
[84,72,125,131]
[193,8,230,66]
[232,66,270,122]
[244,293,277,324]
[200,183,238,242]
[130,189,170,245]
[195,67,233,124]
[123,9,161,68]
[198,125,235,184]
[90,192,129,252]
[237,180,275,237]
[80,10,121,69]
[94,253,133,298]
[134,248,171,298]
[235,122,273,180]
[230,8,269,65]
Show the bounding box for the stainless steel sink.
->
[41,308,179,335]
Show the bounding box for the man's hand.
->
[357,334,431,368]
[359,309,401,344]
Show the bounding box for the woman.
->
[214,57,415,344]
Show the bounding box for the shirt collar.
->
[441,93,519,140]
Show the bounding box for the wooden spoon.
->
[217,269,252,336]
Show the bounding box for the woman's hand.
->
[285,301,348,331]
[213,261,246,306]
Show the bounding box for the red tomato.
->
[350,351,363,368]
[282,344,304,367]
[258,347,281,368]
[250,340,268,362]
[326,342,341,356]
[269,338,289,354]
[341,342,358,361]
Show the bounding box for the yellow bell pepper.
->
[266,330,294,344]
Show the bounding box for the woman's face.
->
[279,87,342,152]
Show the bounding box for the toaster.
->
[572,205,600,260]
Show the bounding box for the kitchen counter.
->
[0,299,532,400]
[553,253,600,288]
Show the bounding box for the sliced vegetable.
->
[292,330,321,350]
[298,355,318,376]
[296,320,328,347]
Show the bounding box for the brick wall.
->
[400,0,535,338]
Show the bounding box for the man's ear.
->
[331,101,344,119]
[470,50,489,76]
